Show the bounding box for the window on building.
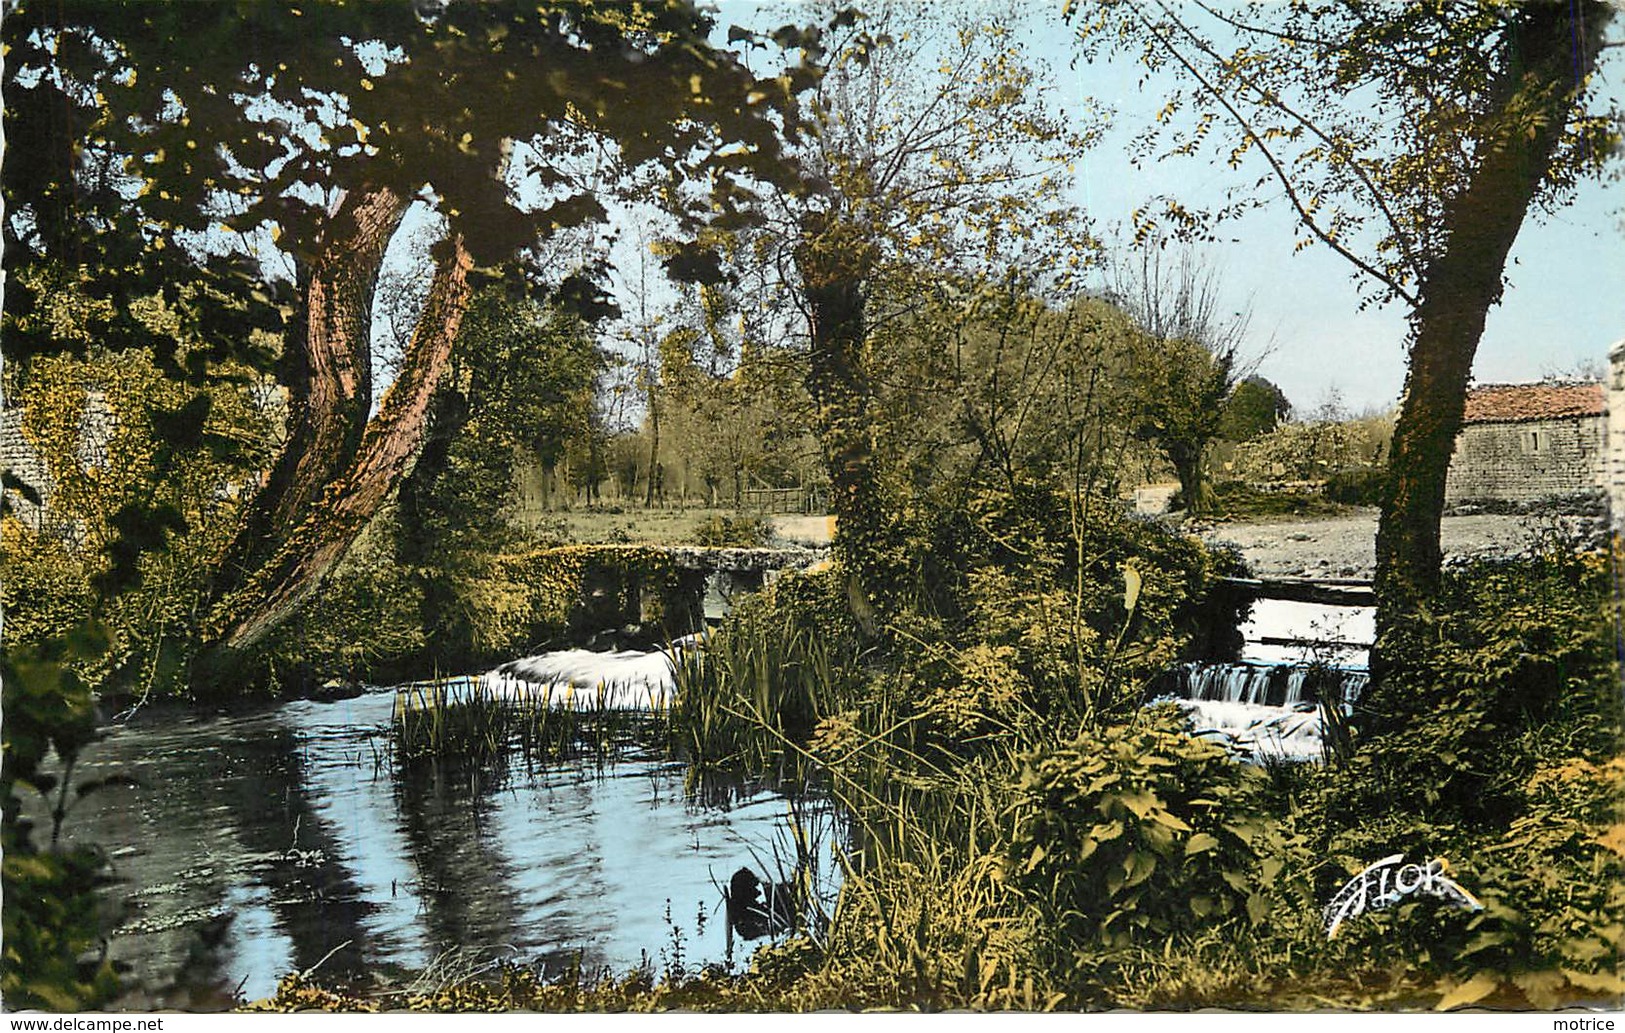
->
[1521,428,1546,455]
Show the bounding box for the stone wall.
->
[1444,413,1607,508]
[1610,341,1625,533]
[0,407,53,529]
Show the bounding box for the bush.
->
[1004,707,1271,955]
[691,515,771,548]
[1323,467,1385,506]
[1207,481,1347,520]
[1299,548,1625,1006]
[1346,551,1618,827]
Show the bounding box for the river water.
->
[51,599,1365,1004]
[53,682,836,1006]
[1160,598,1375,762]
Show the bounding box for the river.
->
[50,680,837,1006]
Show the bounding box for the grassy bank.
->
[260,530,1624,1013]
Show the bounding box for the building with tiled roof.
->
[1460,382,1605,423]
[1445,380,1609,510]
[1610,341,1625,533]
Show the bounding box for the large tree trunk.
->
[213,185,410,595]
[795,217,897,623]
[396,384,474,662]
[204,232,475,657]
[1368,2,1610,714]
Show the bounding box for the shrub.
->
[1346,551,1618,827]
[1004,707,1271,955]
[692,515,771,548]
[1323,467,1385,506]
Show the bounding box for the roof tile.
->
[1461,382,1605,424]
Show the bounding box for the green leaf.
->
[1150,808,1192,832]
[1246,892,1270,925]
[1023,843,1046,874]
[1123,850,1156,889]
[1185,832,1220,856]
[1434,973,1499,1011]
[1119,790,1157,818]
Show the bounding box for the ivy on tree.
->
[3,0,815,674]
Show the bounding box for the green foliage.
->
[1445,755,1625,1003]
[690,515,770,548]
[652,292,819,507]
[262,514,429,691]
[670,566,865,776]
[395,290,604,669]
[1229,417,1383,484]
[498,544,687,643]
[0,505,187,1009]
[1124,335,1233,514]
[1,845,121,1010]
[392,679,651,769]
[262,538,692,690]
[1323,467,1386,506]
[1220,376,1291,442]
[1005,707,1271,954]
[1205,481,1350,521]
[939,482,1236,722]
[1349,551,1618,825]
[5,1,808,276]
[4,347,275,701]
[1270,549,1625,1007]
[0,525,97,660]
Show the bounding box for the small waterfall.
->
[1168,661,1367,709]
[1157,596,1375,763]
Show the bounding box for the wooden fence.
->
[740,486,814,514]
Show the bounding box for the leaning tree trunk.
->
[396,384,474,663]
[794,217,898,626]
[1367,1,1610,723]
[203,232,475,659]
[213,185,410,597]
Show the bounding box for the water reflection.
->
[55,689,835,1007]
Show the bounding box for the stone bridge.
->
[662,545,829,622]
[566,544,829,640]
[1218,575,1374,606]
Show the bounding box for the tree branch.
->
[1135,1,1421,305]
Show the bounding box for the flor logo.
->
[1323,854,1483,938]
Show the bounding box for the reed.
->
[666,608,865,779]
[390,674,670,767]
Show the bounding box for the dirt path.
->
[769,514,835,547]
[1196,508,1562,579]
[767,506,1577,580]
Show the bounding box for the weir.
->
[1157,582,1376,762]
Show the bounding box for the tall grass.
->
[658,590,1080,1007]
[666,607,867,779]
[391,676,665,767]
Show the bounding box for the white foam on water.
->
[472,633,714,710]
[1174,698,1329,763]
[479,647,679,710]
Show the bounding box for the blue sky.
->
[713,1,1624,415]
[1054,24,1624,414]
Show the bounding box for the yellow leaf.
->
[1594,823,1625,858]
[1150,808,1192,832]
[1123,565,1142,612]
[1435,973,1499,1011]
[1185,832,1219,856]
